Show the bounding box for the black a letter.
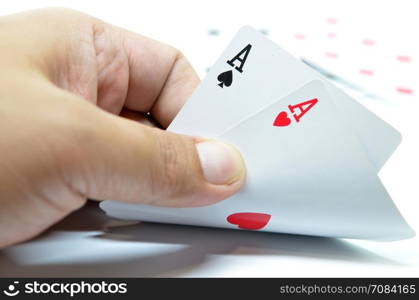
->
[227,44,252,73]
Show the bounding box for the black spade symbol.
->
[217,70,233,88]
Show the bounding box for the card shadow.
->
[0,202,405,277]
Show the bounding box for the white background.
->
[0,0,418,277]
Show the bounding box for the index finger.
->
[116,27,200,128]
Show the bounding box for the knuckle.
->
[166,44,184,59]
[149,129,198,202]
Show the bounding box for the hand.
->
[0,8,245,248]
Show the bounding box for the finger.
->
[68,101,245,207]
[113,26,200,128]
[4,10,199,128]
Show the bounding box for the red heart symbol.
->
[227,213,271,230]
[273,111,291,127]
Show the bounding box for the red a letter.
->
[288,98,319,123]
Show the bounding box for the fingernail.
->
[196,140,245,185]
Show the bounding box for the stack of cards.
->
[100,27,414,240]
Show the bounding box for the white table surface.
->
[0,196,418,278]
[1,0,418,277]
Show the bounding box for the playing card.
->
[101,80,414,240]
[168,26,401,171]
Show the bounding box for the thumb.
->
[71,109,246,207]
